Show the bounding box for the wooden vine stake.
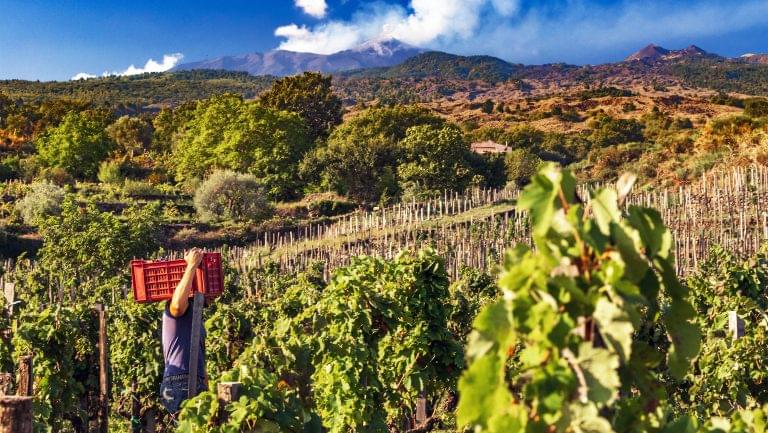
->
[217,382,242,423]
[16,356,32,397]
[415,391,428,425]
[188,292,205,399]
[0,396,32,433]
[0,375,10,396]
[728,310,745,340]
[95,304,109,433]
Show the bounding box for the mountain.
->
[625,44,714,62]
[740,53,768,64]
[625,44,671,61]
[341,51,525,83]
[173,39,424,76]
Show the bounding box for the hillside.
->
[0,70,276,108]
[341,51,525,83]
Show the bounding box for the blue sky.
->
[1,0,767,81]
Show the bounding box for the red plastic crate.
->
[131,252,224,303]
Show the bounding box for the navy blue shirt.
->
[162,302,206,378]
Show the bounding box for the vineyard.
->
[1,163,768,432]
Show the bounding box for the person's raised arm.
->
[169,248,204,318]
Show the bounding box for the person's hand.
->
[184,248,204,269]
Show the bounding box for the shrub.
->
[303,192,356,218]
[0,156,20,181]
[121,179,160,197]
[15,182,65,225]
[37,167,75,187]
[97,160,124,185]
[745,98,768,118]
[193,170,274,223]
[588,113,644,146]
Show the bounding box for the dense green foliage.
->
[678,246,768,418]
[36,111,115,179]
[259,72,343,140]
[457,165,701,432]
[178,249,465,433]
[745,98,768,118]
[12,305,99,433]
[305,105,488,203]
[38,198,162,300]
[171,94,312,199]
[106,115,153,157]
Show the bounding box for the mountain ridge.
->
[173,39,425,77]
[625,43,716,62]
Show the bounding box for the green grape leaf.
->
[577,343,620,405]
[568,402,616,433]
[612,223,648,283]
[456,353,512,429]
[518,164,561,238]
[665,300,702,380]
[592,188,621,235]
[593,298,634,362]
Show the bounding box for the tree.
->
[259,72,343,141]
[193,170,274,223]
[481,99,495,114]
[38,197,162,298]
[306,105,444,203]
[151,101,196,153]
[504,148,542,186]
[172,94,312,199]
[587,112,644,147]
[106,115,152,157]
[36,111,115,179]
[398,124,475,197]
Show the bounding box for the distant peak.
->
[625,44,670,61]
[625,43,712,62]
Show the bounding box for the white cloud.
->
[295,0,328,18]
[71,53,184,81]
[272,0,768,63]
[275,0,520,53]
[71,72,97,80]
[111,53,184,76]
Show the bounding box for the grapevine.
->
[456,164,701,432]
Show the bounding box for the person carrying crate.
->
[159,248,208,416]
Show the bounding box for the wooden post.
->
[2,282,13,318]
[415,392,428,425]
[16,356,32,397]
[0,396,32,433]
[0,374,11,396]
[95,304,109,433]
[217,382,241,422]
[728,311,745,340]
[188,292,205,399]
[130,379,141,433]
